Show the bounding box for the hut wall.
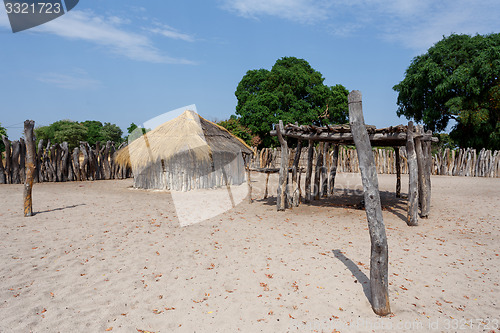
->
[132,150,246,191]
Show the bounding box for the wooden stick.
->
[422,131,432,217]
[304,140,314,203]
[328,144,339,195]
[23,120,36,217]
[321,142,329,197]
[406,121,419,226]
[313,142,323,200]
[348,90,391,316]
[0,144,5,184]
[2,135,11,184]
[292,140,303,206]
[276,120,288,211]
[394,146,401,198]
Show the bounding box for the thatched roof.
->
[115,110,253,169]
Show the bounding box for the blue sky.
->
[1,0,499,139]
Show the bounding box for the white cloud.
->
[0,7,196,64]
[220,0,331,24]
[220,0,500,50]
[36,69,101,90]
[149,23,195,42]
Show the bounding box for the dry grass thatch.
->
[115,110,252,170]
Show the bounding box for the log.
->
[2,135,12,183]
[328,144,339,195]
[292,140,303,206]
[406,122,419,226]
[394,147,401,198]
[80,143,89,180]
[304,140,314,203]
[11,140,21,184]
[23,120,36,217]
[348,90,391,316]
[276,121,289,211]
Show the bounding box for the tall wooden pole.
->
[406,122,419,226]
[23,120,36,217]
[422,130,432,217]
[313,142,323,200]
[348,90,391,316]
[2,135,11,184]
[276,120,288,211]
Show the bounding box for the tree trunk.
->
[304,140,314,203]
[422,131,432,217]
[348,90,391,316]
[23,120,36,217]
[60,142,70,182]
[35,139,44,183]
[276,120,288,211]
[406,122,419,226]
[80,143,89,180]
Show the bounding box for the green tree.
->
[0,123,7,152]
[81,120,103,146]
[100,122,123,144]
[35,120,88,149]
[393,33,500,150]
[235,57,349,147]
[217,115,254,146]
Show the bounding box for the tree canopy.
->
[217,116,255,146]
[393,33,500,150]
[35,120,123,149]
[235,57,349,147]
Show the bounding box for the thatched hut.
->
[115,110,253,191]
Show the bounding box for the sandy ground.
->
[0,172,499,333]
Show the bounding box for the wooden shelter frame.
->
[269,94,436,225]
[267,91,437,315]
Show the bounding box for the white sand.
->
[0,173,499,332]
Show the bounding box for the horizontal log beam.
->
[269,130,438,145]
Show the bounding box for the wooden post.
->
[36,139,44,183]
[406,122,419,226]
[394,146,401,198]
[348,90,391,316]
[245,154,253,203]
[2,135,12,184]
[304,140,314,203]
[328,144,339,195]
[11,140,21,184]
[263,172,270,199]
[313,142,324,200]
[422,131,432,217]
[0,145,5,184]
[276,120,288,211]
[414,126,428,217]
[321,142,329,197]
[23,120,36,217]
[292,140,303,207]
[19,138,26,183]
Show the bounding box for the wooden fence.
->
[2,140,499,184]
[0,137,131,184]
[249,146,500,178]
